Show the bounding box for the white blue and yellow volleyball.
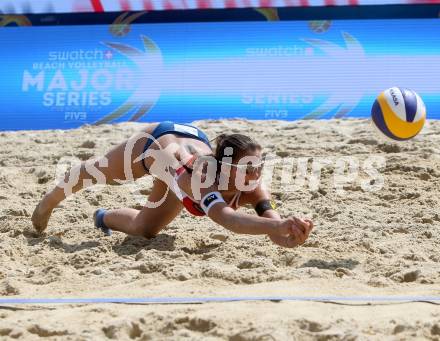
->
[371,87,426,141]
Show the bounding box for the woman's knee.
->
[130,220,164,239]
[142,229,159,239]
[143,225,165,239]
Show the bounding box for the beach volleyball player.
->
[32,121,313,248]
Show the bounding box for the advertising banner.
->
[1,0,440,14]
[1,19,439,130]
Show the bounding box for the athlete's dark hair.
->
[214,134,261,162]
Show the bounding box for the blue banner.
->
[1,19,439,130]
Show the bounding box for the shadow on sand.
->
[300,258,359,270]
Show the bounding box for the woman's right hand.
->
[275,217,314,246]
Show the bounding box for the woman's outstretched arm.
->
[207,203,309,243]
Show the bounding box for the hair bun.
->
[215,134,227,145]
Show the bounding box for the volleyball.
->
[371,87,426,141]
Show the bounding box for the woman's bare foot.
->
[31,199,54,234]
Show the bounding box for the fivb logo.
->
[203,193,218,207]
[64,111,87,121]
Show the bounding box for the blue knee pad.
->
[94,208,112,236]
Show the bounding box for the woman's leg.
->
[32,125,155,233]
[102,178,183,238]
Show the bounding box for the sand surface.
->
[1,119,440,340]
